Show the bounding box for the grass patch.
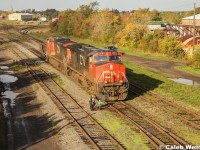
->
[2,43,15,50]
[8,61,22,71]
[29,32,50,41]
[130,97,200,145]
[175,66,200,77]
[4,33,28,41]
[95,111,150,150]
[51,73,64,86]
[0,104,5,150]
[124,60,200,108]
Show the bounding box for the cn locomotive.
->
[41,36,129,101]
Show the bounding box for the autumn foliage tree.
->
[116,23,146,48]
[158,36,183,57]
[52,2,186,58]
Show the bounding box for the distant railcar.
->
[41,36,129,101]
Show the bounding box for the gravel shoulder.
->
[0,37,90,149]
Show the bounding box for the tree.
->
[89,9,121,43]
[158,36,183,57]
[138,30,165,52]
[127,8,151,25]
[116,23,147,48]
[160,12,182,24]
[77,1,99,18]
[58,10,76,35]
[193,46,200,68]
[50,19,58,32]
[149,9,161,21]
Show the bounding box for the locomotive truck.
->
[41,36,129,101]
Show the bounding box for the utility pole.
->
[193,3,196,55]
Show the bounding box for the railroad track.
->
[129,83,200,130]
[108,100,190,150]
[10,40,125,150]
[22,32,200,130]
[10,31,198,149]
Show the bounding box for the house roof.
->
[182,14,200,20]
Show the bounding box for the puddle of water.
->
[2,91,18,106]
[0,75,18,83]
[0,67,17,148]
[169,78,200,87]
[4,70,14,73]
[0,66,14,73]
[0,66,9,70]
[0,74,19,107]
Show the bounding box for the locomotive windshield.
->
[58,38,70,43]
[109,56,121,61]
[94,56,108,63]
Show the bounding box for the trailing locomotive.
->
[41,36,129,101]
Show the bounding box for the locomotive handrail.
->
[96,72,103,94]
[121,72,129,89]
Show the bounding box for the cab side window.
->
[89,57,93,63]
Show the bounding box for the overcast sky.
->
[0,0,200,12]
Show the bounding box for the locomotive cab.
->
[89,50,129,101]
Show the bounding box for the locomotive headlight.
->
[120,80,123,83]
[110,64,113,70]
[104,81,108,84]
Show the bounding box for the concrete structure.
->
[8,13,32,21]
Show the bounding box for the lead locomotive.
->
[41,36,129,101]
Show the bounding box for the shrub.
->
[158,36,183,57]
[193,47,200,68]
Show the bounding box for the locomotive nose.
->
[101,63,123,83]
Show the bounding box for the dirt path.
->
[123,54,200,82]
